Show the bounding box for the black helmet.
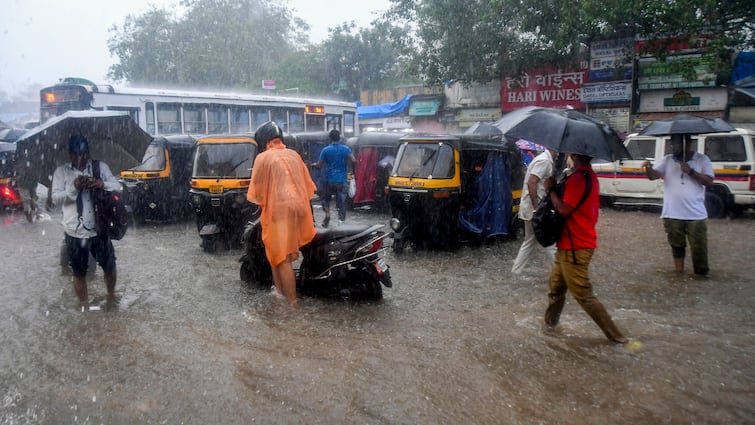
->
[254,121,283,150]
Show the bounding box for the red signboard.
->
[501,68,588,112]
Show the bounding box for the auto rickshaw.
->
[290,131,331,192]
[352,132,406,212]
[387,133,525,253]
[0,142,22,211]
[119,135,197,223]
[189,135,259,252]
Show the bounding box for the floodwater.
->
[1,203,753,425]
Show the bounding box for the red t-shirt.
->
[557,165,599,250]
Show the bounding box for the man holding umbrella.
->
[52,135,122,308]
[543,153,628,344]
[642,134,714,276]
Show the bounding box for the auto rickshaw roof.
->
[399,133,517,153]
[291,131,331,143]
[196,134,257,145]
[151,135,197,148]
[356,131,407,148]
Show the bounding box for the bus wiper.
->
[409,149,437,179]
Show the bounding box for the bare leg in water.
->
[271,262,298,306]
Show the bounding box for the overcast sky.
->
[0,0,391,97]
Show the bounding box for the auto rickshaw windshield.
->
[131,143,166,172]
[193,143,256,178]
[393,142,455,179]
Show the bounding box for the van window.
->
[626,138,656,159]
[705,135,746,162]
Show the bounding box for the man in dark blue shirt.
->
[314,129,356,227]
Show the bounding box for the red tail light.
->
[369,239,383,252]
[1,185,19,202]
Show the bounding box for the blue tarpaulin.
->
[458,151,513,238]
[357,95,412,120]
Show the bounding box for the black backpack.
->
[76,160,129,240]
[532,169,592,249]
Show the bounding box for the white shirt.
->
[51,160,121,238]
[652,152,714,220]
[518,150,554,221]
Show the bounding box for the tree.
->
[381,0,755,84]
[107,0,309,90]
[272,21,416,101]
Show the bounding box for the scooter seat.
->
[308,224,380,246]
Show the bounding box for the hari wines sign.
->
[501,68,588,112]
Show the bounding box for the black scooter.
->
[239,219,393,300]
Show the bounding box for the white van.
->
[594,128,755,218]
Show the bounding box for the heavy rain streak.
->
[1,201,753,424]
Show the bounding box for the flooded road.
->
[1,205,753,424]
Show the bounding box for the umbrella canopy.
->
[15,111,153,187]
[491,106,630,161]
[639,114,736,136]
[464,121,503,136]
[514,139,546,152]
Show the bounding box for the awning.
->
[358,95,411,120]
[735,86,755,101]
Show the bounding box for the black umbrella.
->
[464,121,503,136]
[639,114,735,136]
[491,106,630,161]
[15,111,153,187]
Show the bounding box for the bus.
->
[39,77,358,138]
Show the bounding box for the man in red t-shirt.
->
[542,153,628,344]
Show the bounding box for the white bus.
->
[39,77,358,138]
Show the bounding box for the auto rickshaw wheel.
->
[391,238,405,254]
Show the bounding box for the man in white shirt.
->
[52,135,122,308]
[643,134,714,276]
[511,148,558,274]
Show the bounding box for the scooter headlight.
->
[390,217,401,231]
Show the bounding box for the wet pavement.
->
[1,204,753,424]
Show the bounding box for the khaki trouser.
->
[545,249,625,342]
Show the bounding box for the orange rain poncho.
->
[247,142,317,267]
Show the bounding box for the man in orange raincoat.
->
[247,122,317,306]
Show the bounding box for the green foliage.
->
[382,0,754,84]
[107,0,308,90]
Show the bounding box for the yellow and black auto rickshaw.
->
[189,135,259,252]
[119,135,197,223]
[387,133,525,253]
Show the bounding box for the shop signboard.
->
[581,83,632,103]
[637,55,717,90]
[501,68,587,112]
[589,38,633,82]
[638,88,727,112]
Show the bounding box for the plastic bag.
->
[348,178,356,198]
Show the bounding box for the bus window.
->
[106,106,140,126]
[252,108,269,130]
[326,114,342,133]
[146,102,156,135]
[208,105,228,134]
[157,103,181,135]
[270,108,288,132]
[306,114,325,132]
[289,111,304,133]
[343,112,355,138]
[230,107,250,133]
[184,104,207,134]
